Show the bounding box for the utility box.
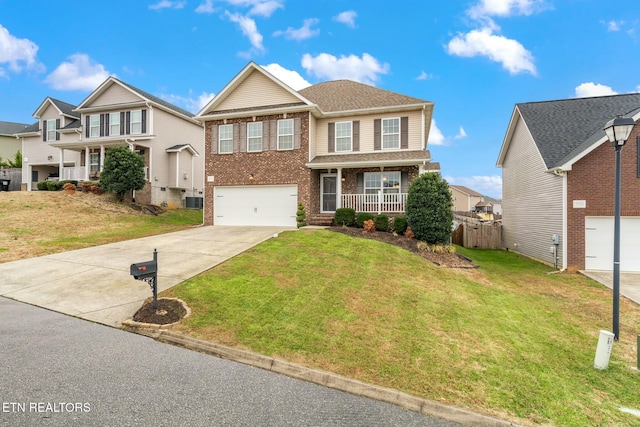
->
[594,330,615,370]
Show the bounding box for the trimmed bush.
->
[46,181,63,191]
[392,215,408,235]
[374,214,389,231]
[406,173,453,244]
[36,181,48,191]
[296,203,307,228]
[356,212,374,228]
[334,208,355,226]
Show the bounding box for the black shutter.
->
[105,114,110,136]
[401,117,409,149]
[99,114,105,137]
[55,119,60,141]
[42,120,47,141]
[356,173,364,194]
[141,109,147,133]
[328,122,335,153]
[126,111,131,134]
[353,120,359,152]
[120,112,125,135]
[374,119,381,150]
[85,116,90,138]
[401,171,409,193]
[80,150,85,167]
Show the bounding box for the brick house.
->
[497,93,640,272]
[196,62,439,227]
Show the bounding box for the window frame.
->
[335,121,353,152]
[46,119,57,141]
[130,110,142,135]
[277,118,294,150]
[109,112,120,136]
[364,171,401,195]
[247,122,263,153]
[218,124,233,154]
[89,115,100,138]
[89,152,100,173]
[382,117,400,150]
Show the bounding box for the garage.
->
[585,217,640,272]
[214,185,298,227]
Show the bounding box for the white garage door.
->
[215,185,298,227]
[585,217,640,272]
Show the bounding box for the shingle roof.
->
[517,93,640,169]
[450,185,484,197]
[0,120,30,135]
[50,98,80,118]
[115,78,195,118]
[298,80,429,112]
[308,150,433,166]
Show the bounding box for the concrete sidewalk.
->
[581,270,640,305]
[0,225,291,327]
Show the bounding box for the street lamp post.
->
[603,116,636,341]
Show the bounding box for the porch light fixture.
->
[603,115,636,341]
[249,173,255,181]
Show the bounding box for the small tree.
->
[8,150,22,168]
[405,173,453,244]
[99,146,146,201]
[296,203,307,228]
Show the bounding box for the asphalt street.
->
[0,297,461,427]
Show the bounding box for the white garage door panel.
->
[215,185,297,227]
[585,217,640,272]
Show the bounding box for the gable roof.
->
[0,121,30,136]
[33,97,80,119]
[450,185,483,197]
[498,93,640,170]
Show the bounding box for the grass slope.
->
[167,229,640,426]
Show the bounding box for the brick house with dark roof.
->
[195,62,439,227]
[497,93,640,272]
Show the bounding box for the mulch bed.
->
[329,226,477,269]
[133,298,187,325]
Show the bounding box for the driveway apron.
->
[0,226,290,327]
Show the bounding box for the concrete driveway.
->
[0,226,291,327]
[581,270,640,305]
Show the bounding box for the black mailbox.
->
[130,260,157,279]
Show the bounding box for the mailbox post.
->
[130,249,158,309]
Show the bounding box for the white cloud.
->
[606,20,624,32]
[428,119,446,145]
[245,0,283,17]
[334,11,357,28]
[416,70,433,80]
[273,18,320,41]
[160,90,215,113]
[44,54,112,91]
[0,24,41,75]
[575,82,618,98]
[301,53,389,85]
[195,0,215,14]
[149,0,186,10]
[447,27,536,75]
[444,175,503,198]
[455,126,468,139]
[261,63,311,90]
[225,11,264,54]
[468,0,547,19]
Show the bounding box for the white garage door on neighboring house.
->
[214,185,298,227]
[585,217,640,272]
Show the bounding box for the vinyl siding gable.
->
[86,83,142,107]
[216,70,302,112]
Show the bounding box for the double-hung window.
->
[335,121,352,152]
[89,152,100,173]
[130,110,142,134]
[109,112,120,136]
[277,119,293,150]
[364,172,401,195]
[46,119,57,141]
[219,124,233,154]
[247,122,262,152]
[382,118,400,149]
[89,115,100,138]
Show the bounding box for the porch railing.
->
[61,166,87,181]
[341,192,407,213]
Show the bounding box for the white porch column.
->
[84,147,90,181]
[100,145,105,172]
[336,167,342,209]
[58,148,64,180]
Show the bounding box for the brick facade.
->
[203,111,311,225]
[566,127,640,270]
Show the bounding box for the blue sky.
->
[2,0,640,198]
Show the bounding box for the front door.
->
[321,174,337,213]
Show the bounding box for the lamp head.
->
[604,116,635,148]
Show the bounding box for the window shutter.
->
[353,120,360,152]
[401,116,409,149]
[239,123,247,152]
[401,171,409,193]
[294,117,301,149]
[637,136,640,178]
[262,121,270,151]
[356,173,364,194]
[328,122,335,153]
[42,120,47,141]
[120,112,125,135]
[55,119,60,141]
[233,123,240,153]
[99,114,105,137]
[210,124,218,154]
[374,119,381,150]
[126,111,131,134]
[85,116,90,138]
[104,114,110,136]
[141,109,147,134]
[269,120,277,150]
[80,150,86,167]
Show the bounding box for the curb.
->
[122,324,522,427]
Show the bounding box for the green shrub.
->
[46,181,63,191]
[99,146,146,201]
[406,173,453,244]
[356,212,374,228]
[296,203,307,228]
[334,208,355,226]
[36,181,48,191]
[374,214,389,231]
[392,215,408,234]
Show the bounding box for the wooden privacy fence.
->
[452,221,502,249]
[0,168,21,191]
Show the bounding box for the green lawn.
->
[165,229,640,426]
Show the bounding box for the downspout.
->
[562,171,568,270]
[422,105,426,150]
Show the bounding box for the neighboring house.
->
[15,77,204,207]
[484,196,502,215]
[450,185,484,213]
[497,93,640,272]
[195,62,439,227]
[0,120,26,162]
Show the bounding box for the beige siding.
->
[314,110,423,156]
[89,84,141,107]
[502,115,564,266]
[308,111,317,160]
[216,70,301,111]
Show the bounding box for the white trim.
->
[382,117,401,150]
[246,121,263,153]
[562,172,568,269]
[277,118,294,151]
[218,124,233,154]
[334,121,353,152]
